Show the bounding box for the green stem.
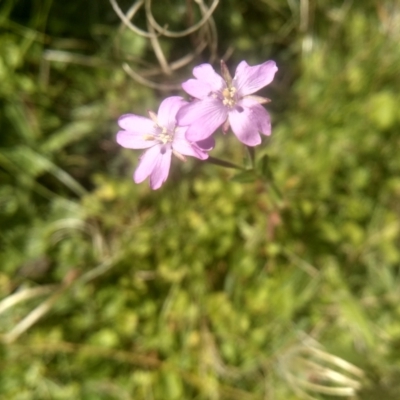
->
[246,146,255,169]
[206,156,245,170]
[257,171,283,207]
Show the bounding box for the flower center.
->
[157,127,174,144]
[222,86,237,107]
[144,126,174,144]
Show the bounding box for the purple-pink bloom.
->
[116,96,213,190]
[177,60,278,146]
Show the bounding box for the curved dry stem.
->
[278,337,365,399]
[168,39,208,69]
[145,0,220,38]
[1,271,80,344]
[122,63,181,91]
[79,255,120,284]
[293,374,357,396]
[147,16,172,75]
[301,346,365,378]
[0,248,121,344]
[221,45,235,62]
[112,0,220,86]
[298,358,361,389]
[134,39,208,80]
[110,0,156,38]
[0,285,57,316]
[197,0,219,61]
[2,284,71,344]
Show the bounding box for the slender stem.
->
[206,151,283,208]
[246,146,255,169]
[206,156,245,170]
[259,173,283,208]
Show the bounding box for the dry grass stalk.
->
[278,336,365,399]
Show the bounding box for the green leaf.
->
[231,170,257,183]
[1,146,87,196]
[257,153,271,180]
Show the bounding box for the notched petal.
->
[116,131,156,149]
[118,114,154,133]
[182,79,212,99]
[134,145,162,184]
[157,96,187,129]
[177,98,227,142]
[228,106,262,146]
[192,63,226,92]
[149,148,172,190]
[234,60,278,97]
[239,99,272,136]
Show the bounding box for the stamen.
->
[173,149,186,162]
[143,134,155,141]
[245,95,271,104]
[222,86,237,107]
[222,88,230,98]
[157,127,173,144]
[148,110,158,125]
[222,119,230,133]
[220,60,233,86]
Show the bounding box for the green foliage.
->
[1,1,400,399]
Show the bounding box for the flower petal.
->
[233,60,278,97]
[177,98,228,142]
[228,106,262,146]
[173,127,210,160]
[134,145,161,184]
[182,79,213,99]
[118,114,155,133]
[195,136,215,152]
[157,96,187,130]
[240,98,271,136]
[192,64,226,92]
[173,138,208,160]
[116,130,156,149]
[149,146,172,190]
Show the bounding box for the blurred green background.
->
[1,0,400,399]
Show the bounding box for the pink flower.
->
[117,96,213,190]
[177,60,278,146]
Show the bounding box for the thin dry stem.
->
[2,279,75,344]
[137,39,208,77]
[302,345,365,378]
[146,17,172,75]
[42,50,106,66]
[122,63,181,90]
[112,0,220,89]
[197,0,219,61]
[110,0,156,38]
[120,37,208,87]
[0,285,57,316]
[299,358,361,388]
[278,338,365,399]
[144,0,220,38]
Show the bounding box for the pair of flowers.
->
[116,60,278,189]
